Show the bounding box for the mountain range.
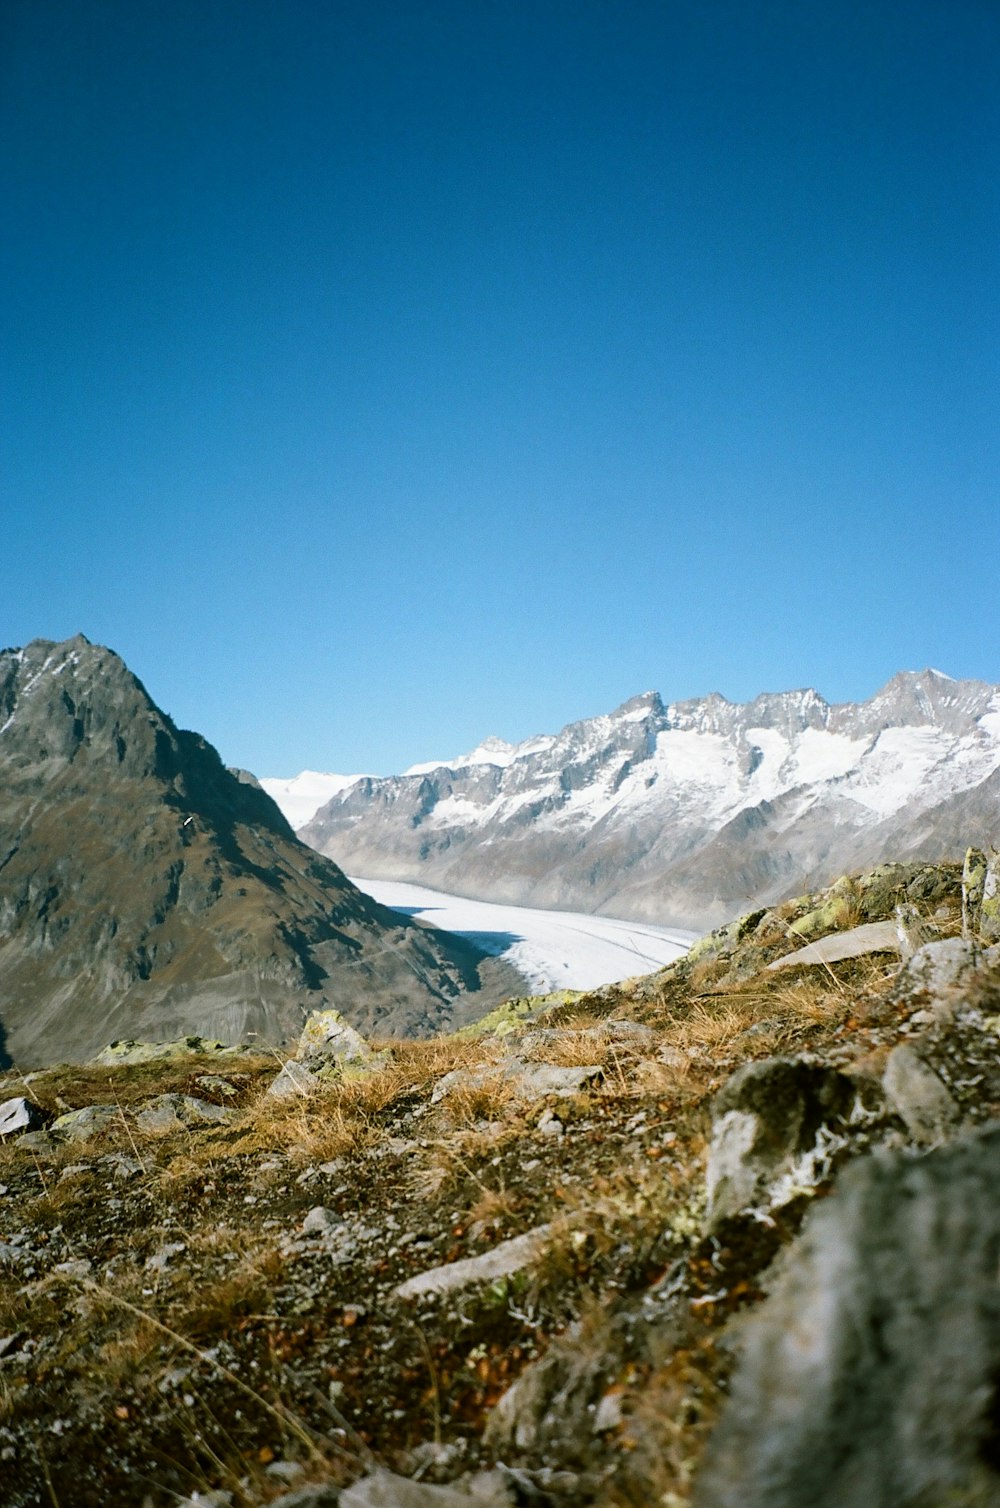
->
[283,671,1000,930]
[0,637,520,1066]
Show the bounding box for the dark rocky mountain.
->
[0,636,521,1066]
[296,672,1000,929]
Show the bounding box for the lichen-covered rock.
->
[133,1095,234,1132]
[787,895,851,942]
[0,1097,47,1138]
[705,1058,858,1229]
[50,1104,119,1142]
[696,1126,1000,1508]
[295,1008,384,1071]
[899,937,983,998]
[458,991,582,1039]
[962,846,988,938]
[92,1036,244,1066]
[883,1043,960,1145]
[983,850,1000,943]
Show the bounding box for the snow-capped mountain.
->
[286,671,1000,930]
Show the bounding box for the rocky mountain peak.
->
[0,636,519,1066]
[613,689,665,719]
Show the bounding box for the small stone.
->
[145,1241,187,1273]
[431,1057,602,1104]
[195,1075,239,1098]
[593,1388,625,1432]
[269,1486,341,1508]
[393,1225,552,1301]
[265,1461,306,1482]
[339,1467,512,1506]
[302,1206,340,1236]
[52,1258,92,1279]
[537,1109,564,1138]
[0,1097,47,1138]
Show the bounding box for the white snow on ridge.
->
[350,876,695,992]
[405,733,556,776]
[261,770,368,830]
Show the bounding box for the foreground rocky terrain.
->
[293,673,1000,928]
[0,637,522,1066]
[2,850,999,1506]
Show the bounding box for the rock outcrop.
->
[697,1127,1000,1508]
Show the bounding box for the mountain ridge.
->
[289,670,1000,929]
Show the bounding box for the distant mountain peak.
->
[292,670,1000,931]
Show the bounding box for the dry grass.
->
[408,1119,518,1204]
[372,1034,503,1089]
[439,1071,519,1130]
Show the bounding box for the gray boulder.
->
[50,1104,119,1142]
[134,1095,235,1132]
[705,1058,858,1228]
[883,1043,960,1145]
[696,1125,1000,1508]
[267,1061,322,1100]
[296,1008,384,1071]
[901,936,984,998]
[0,1097,46,1138]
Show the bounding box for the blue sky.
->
[3,1,997,775]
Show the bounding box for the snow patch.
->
[260,771,368,830]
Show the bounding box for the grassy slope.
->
[1,859,996,1506]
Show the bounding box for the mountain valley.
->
[281,673,1000,929]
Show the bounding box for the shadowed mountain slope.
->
[0,637,520,1065]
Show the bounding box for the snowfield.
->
[260,770,368,831]
[350,876,696,993]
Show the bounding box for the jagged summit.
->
[293,671,1000,930]
[0,637,519,1065]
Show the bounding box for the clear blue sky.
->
[3,1,997,775]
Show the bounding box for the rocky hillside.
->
[1,850,998,1506]
[0,637,522,1066]
[294,672,1000,928]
